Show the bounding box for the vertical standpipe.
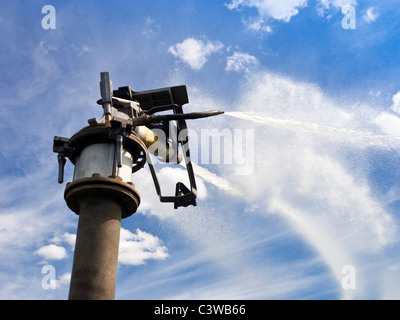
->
[68,194,122,300]
[64,126,145,300]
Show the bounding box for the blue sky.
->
[1,0,400,300]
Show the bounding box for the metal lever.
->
[100,72,113,128]
[111,134,123,178]
[116,135,123,168]
[57,153,66,184]
[53,136,71,184]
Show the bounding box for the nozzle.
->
[132,110,225,127]
[188,110,225,118]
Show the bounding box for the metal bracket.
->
[145,104,198,209]
[53,136,72,184]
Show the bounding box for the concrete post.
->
[68,194,122,300]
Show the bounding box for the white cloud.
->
[43,227,170,266]
[374,112,400,137]
[34,244,68,261]
[226,51,259,72]
[50,233,76,248]
[316,0,357,16]
[391,91,400,114]
[245,17,273,33]
[226,0,358,26]
[363,7,379,23]
[168,37,224,70]
[56,272,71,289]
[322,0,356,7]
[39,41,58,54]
[317,0,357,10]
[70,43,93,56]
[118,228,169,266]
[226,0,308,22]
[62,233,76,247]
[142,17,161,36]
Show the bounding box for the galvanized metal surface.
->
[73,143,134,182]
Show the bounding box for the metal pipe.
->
[100,72,113,128]
[68,194,122,300]
[132,110,225,126]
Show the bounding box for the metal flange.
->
[67,125,147,173]
[64,174,141,219]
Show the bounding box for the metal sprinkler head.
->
[53,71,224,214]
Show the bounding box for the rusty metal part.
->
[64,174,141,219]
[68,194,122,300]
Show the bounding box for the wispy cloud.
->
[316,0,357,16]
[245,17,273,33]
[363,7,379,23]
[317,0,357,10]
[390,91,400,114]
[226,0,308,32]
[50,233,76,248]
[226,51,259,72]
[168,37,224,70]
[227,0,358,30]
[142,17,161,37]
[226,0,308,23]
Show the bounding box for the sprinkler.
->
[52,72,224,299]
[54,72,224,212]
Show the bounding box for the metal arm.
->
[132,110,224,127]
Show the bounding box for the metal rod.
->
[116,135,123,168]
[57,153,66,184]
[100,72,113,128]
